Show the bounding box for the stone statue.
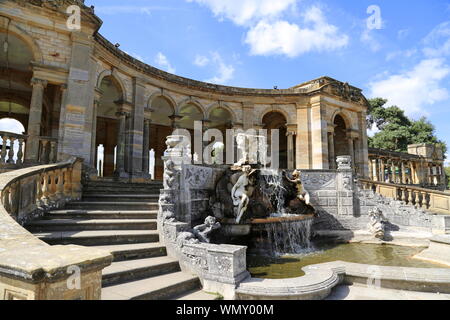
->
[211,168,235,219]
[231,165,256,224]
[176,232,200,248]
[368,208,386,240]
[163,160,178,189]
[193,216,221,243]
[285,170,311,205]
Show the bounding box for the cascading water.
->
[253,169,315,255]
[265,219,313,255]
[259,169,286,215]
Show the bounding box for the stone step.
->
[47,210,158,220]
[26,219,157,232]
[34,230,159,246]
[65,201,159,210]
[101,271,200,300]
[102,256,180,287]
[174,289,220,300]
[91,242,167,262]
[82,194,160,202]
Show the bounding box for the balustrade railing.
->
[0,132,59,170]
[1,158,83,223]
[0,131,27,166]
[360,178,450,215]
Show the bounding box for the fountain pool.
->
[247,243,450,279]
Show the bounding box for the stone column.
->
[357,111,370,178]
[409,161,416,184]
[379,158,385,182]
[372,158,379,181]
[142,119,151,177]
[115,111,128,177]
[401,161,407,184]
[310,97,329,169]
[348,137,354,167]
[25,78,48,163]
[296,103,311,169]
[57,84,68,158]
[327,128,335,169]
[90,89,102,169]
[242,102,255,130]
[286,131,295,170]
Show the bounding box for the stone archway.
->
[95,76,124,178]
[149,95,176,180]
[333,114,350,157]
[262,111,288,169]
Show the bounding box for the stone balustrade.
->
[0,132,59,172]
[0,131,27,167]
[38,136,58,164]
[360,178,450,215]
[0,159,112,300]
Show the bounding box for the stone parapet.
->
[0,159,112,300]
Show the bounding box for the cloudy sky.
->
[82,1,450,165]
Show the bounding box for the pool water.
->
[247,243,448,279]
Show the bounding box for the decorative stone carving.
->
[231,165,257,224]
[368,207,387,239]
[302,173,336,190]
[163,160,179,189]
[337,155,352,170]
[193,216,221,243]
[184,165,214,189]
[176,231,200,247]
[285,170,311,205]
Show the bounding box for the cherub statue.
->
[231,165,256,224]
[193,216,221,243]
[164,160,178,189]
[368,208,386,240]
[285,170,310,205]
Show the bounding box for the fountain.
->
[208,133,316,255]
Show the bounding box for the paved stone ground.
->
[326,284,450,300]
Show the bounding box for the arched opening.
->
[178,103,204,161]
[0,118,25,164]
[149,96,175,180]
[0,30,57,164]
[208,106,233,162]
[333,114,349,157]
[262,111,288,169]
[96,76,123,178]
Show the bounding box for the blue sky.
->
[85,0,450,164]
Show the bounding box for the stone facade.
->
[0,0,370,182]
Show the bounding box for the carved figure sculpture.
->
[231,165,256,224]
[285,170,311,205]
[193,216,221,243]
[368,208,386,239]
[163,160,178,189]
[176,232,200,248]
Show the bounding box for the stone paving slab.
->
[326,284,450,300]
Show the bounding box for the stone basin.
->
[221,214,315,237]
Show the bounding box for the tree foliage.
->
[367,98,447,156]
[445,167,450,190]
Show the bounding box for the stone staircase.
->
[26,180,218,300]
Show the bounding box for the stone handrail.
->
[0,159,112,300]
[0,131,27,166]
[360,178,450,215]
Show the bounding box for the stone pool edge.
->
[235,261,450,300]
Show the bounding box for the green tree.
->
[367,98,448,156]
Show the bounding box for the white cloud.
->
[155,52,176,74]
[95,6,156,15]
[199,52,235,84]
[423,21,450,57]
[385,49,417,61]
[361,29,381,52]
[186,0,297,26]
[194,55,210,67]
[369,58,450,116]
[245,7,348,57]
